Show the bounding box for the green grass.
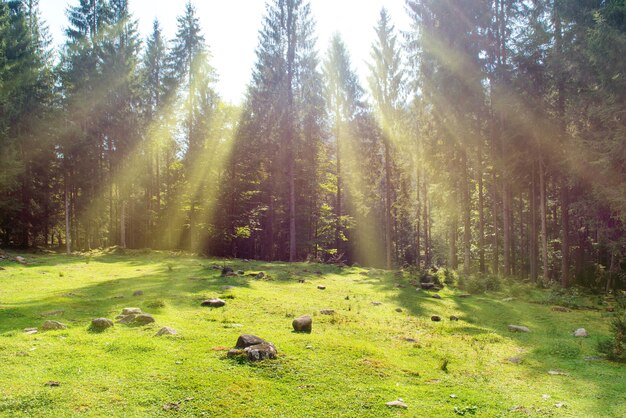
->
[0,251,624,417]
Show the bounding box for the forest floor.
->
[0,250,624,417]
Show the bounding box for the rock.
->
[395,308,403,313]
[117,314,137,324]
[385,400,408,408]
[431,315,441,322]
[133,314,155,325]
[371,301,382,306]
[345,295,350,300]
[40,310,64,317]
[573,328,588,337]
[162,402,180,411]
[23,328,38,335]
[155,326,177,336]
[542,394,551,400]
[432,294,441,299]
[201,298,226,308]
[298,279,305,283]
[554,402,566,408]
[508,325,530,333]
[235,334,266,349]
[552,306,569,312]
[256,272,265,279]
[317,285,326,290]
[132,290,144,297]
[221,267,234,276]
[507,356,523,364]
[15,256,26,264]
[548,370,568,376]
[292,315,312,333]
[320,309,335,315]
[122,307,142,315]
[245,342,277,361]
[502,297,515,302]
[420,282,435,290]
[45,381,60,387]
[222,285,235,290]
[90,318,114,331]
[42,320,67,331]
[433,286,442,291]
[237,270,245,275]
[450,315,459,321]
[457,294,471,298]
[227,348,244,358]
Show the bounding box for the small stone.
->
[320,309,335,315]
[542,394,551,400]
[45,381,60,387]
[432,294,441,299]
[256,272,265,279]
[245,342,277,361]
[298,279,305,283]
[573,328,588,337]
[222,285,235,290]
[292,315,312,333]
[42,320,67,331]
[306,345,313,349]
[225,272,237,277]
[548,370,568,376]
[133,313,155,325]
[507,356,523,364]
[433,286,442,291]
[371,301,382,306]
[162,402,180,411]
[450,315,459,321]
[175,361,183,365]
[317,285,326,290]
[502,297,515,302]
[450,394,458,399]
[201,298,226,308]
[227,349,244,358]
[420,283,435,290]
[584,356,603,361]
[385,400,408,408]
[554,402,565,408]
[117,314,137,324]
[457,294,471,298]
[122,307,142,315]
[221,267,234,276]
[552,306,569,312]
[90,318,114,331]
[345,295,350,300]
[235,334,266,349]
[508,325,530,333]
[15,256,26,264]
[155,326,177,336]
[395,308,402,313]
[431,315,441,322]
[132,290,144,296]
[237,270,245,275]
[40,309,64,317]
[23,328,38,335]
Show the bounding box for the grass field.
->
[0,250,624,417]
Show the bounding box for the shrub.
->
[461,274,501,294]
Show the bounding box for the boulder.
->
[395,308,403,313]
[450,315,460,321]
[237,270,245,275]
[117,314,137,324]
[432,294,442,299]
[420,282,436,290]
[133,314,155,325]
[236,334,266,349]
[132,290,144,297]
[23,328,38,335]
[292,315,312,333]
[42,320,67,331]
[90,318,114,331]
[15,256,26,264]
[573,328,588,337]
[256,272,266,279]
[201,298,226,308]
[431,315,441,322]
[317,285,326,290]
[155,327,177,336]
[221,267,234,276]
[508,325,530,333]
[245,342,277,361]
[122,307,142,315]
[320,309,335,315]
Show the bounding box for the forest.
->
[0,0,625,290]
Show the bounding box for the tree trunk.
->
[120,200,126,249]
[463,153,471,276]
[287,3,297,262]
[539,159,549,280]
[384,137,393,269]
[560,183,570,287]
[530,162,538,282]
[65,173,71,255]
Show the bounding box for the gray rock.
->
[256,272,266,279]
[320,309,335,315]
[450,315,459,321]
[90,318,114,331]
[42,320,67,331]
[432,294,442,299]
[292,315,312,333]
[132,290,144,297]
[371,301,382,306]
[317,285,326,290]
[235,334,266,349]
[420,283,435,290]
[23,328,38,335]
[237,270,245,275]
[133,313,155,325]
[222,285,235,290]
[155,326,177,336]
[201,298,226,307]
[122,307,142,315]
[386,400,408,408]
[508,356,523,364]
[15,256,26,264]
[221,267,234,276]
[574,328,588,337]
[431,315,441,322]
[117,314,137,324]
[245,342,277,361]
[508,325,530,333]
[395,308,403,313]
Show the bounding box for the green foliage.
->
[459,274,501,294]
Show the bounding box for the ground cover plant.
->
[0,251,624,417]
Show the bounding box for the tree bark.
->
[539,159,549,280]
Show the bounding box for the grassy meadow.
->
[0,250,624,417]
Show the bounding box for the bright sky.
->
[40,0,410,104]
